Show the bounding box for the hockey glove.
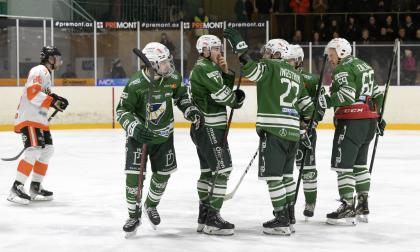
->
[184,106,205,130]
[127,121,158,144]
[256,128,265,138]
[232,89,246,109]
[223,28,248,55]
[50,93,69,111]
[300,130,312,150]
[318,93,331,110]
[376,118,386,136]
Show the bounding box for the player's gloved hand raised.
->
[50,93,69,111]
[232,89,245,109]
[223,28,248,55]
[127,121,158,144]
[318,93,330,110]
[185,106,204,130]
[300,130,312,149]
[377,118,386,136]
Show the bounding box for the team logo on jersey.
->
[279,128,287,137]
[165,149,175,167]
[148,102,167,125]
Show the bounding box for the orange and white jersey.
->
[14,64,54,133]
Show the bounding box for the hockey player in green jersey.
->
[189,34,246,236]
[318,38,385,225]
[224,28,314,235]
[116,42,203,237]
[288,44,325,219]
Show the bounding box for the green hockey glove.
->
[184,106,204,130]
[300,130,312,149]
[223,28,248,55]
[377,118,386,136]
[127,121,158,144]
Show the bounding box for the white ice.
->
[1,128,420,252]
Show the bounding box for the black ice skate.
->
[263,208,291,236]
[144,202,160,230]
[288,204,296,233]
[197,202,209,233]
[7,181,31,205]
[29,182,53,201]
[203,209,234,236]
[123,218,141,238]
[356,194,369,223]
[326,198,356,226]
[303,203,316,220]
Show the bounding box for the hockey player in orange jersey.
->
[7,46,69,205]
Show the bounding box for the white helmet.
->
[261,39,290,59]
[325,38,352,59]
[142,42,175,77]
[196,35,222,54]
[286,44,304,61]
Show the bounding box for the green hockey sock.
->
[197,171,212,205]
[267,180,286,211]
[209,171,230,210]
[337,171,355,202]
[302,168,317,204]
[353,166,370,194]
[126,173,145,219]
[145,173,170,208]
[283,176,296,205]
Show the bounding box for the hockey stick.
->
[369,39,398,173]
[224,146,258,201]
[132,48,155,218]
[293,53,328,204]
[1,109,60,162]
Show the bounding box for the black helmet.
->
[40,46,61,62]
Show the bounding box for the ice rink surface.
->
[0,128,419,252]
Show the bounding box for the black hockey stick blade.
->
[1,147,26,161]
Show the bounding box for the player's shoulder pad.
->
[127,71,142,87]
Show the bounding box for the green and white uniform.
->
[189,56,239,211]
[327,56,383,203]
[242,58,314,211]
[117,69,193,218]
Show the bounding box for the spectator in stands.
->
[254,0,273,21]
[234,0,253,21]
[377,27,392,42]
[312,0,328,13]
[111,58,126,78]
[315,20,327,41]
[398,27,407,42]
[332,31,340,39]
[360,28,373,44]
[289,0,310,31]
[401,49,417,86]
[384,15,397,38]
[366,15,379,39]
[292,30,303,43]
[61,64,77,78]
[328,19,341,40]
[312,31,321,45]
[374,0,391,23]
[404,15,417,41]
[345,16,359,42]
[160,33,175,55]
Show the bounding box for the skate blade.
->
[7,195,30,205]
[326,217,356,226]
[304,216,313,222]
[203,226,234,236]
[356,215,369,223]
[124,229,138,239]
[289,224,296,233]
[146,218,158,231]
[197,223,205,233]
[30,195,53,201]
[263,227,291,236]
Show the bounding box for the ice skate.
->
[263,208,291,236]
[123,218,141,238]
[203,209,234,236]
[304,203,316,221]
[29,182,53,201]
[144,202,160,230]
[197,202,208,233]
[326,199,356,226]
[356,194,369,223]
[288,204,296,233]
[7,181,30,205]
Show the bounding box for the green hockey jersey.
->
[189,57,236,129]
[329,56,383,108]
[242,59,314,142]
[116,69,192,144]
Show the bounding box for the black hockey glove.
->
[223,28,248,55]
[184,106,204,130]
[50,93,69,111]
[300,130,312,149]
[256,128,266,139]
[232,89,245,109]
[127,121,158,144]
[376,118,386,136]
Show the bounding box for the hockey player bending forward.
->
[8,46,68,205]
[117,42,203,236]
[189,35,245,235]
[224,28,314,235]
[289,44,325,219]
[318,38,385,225]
